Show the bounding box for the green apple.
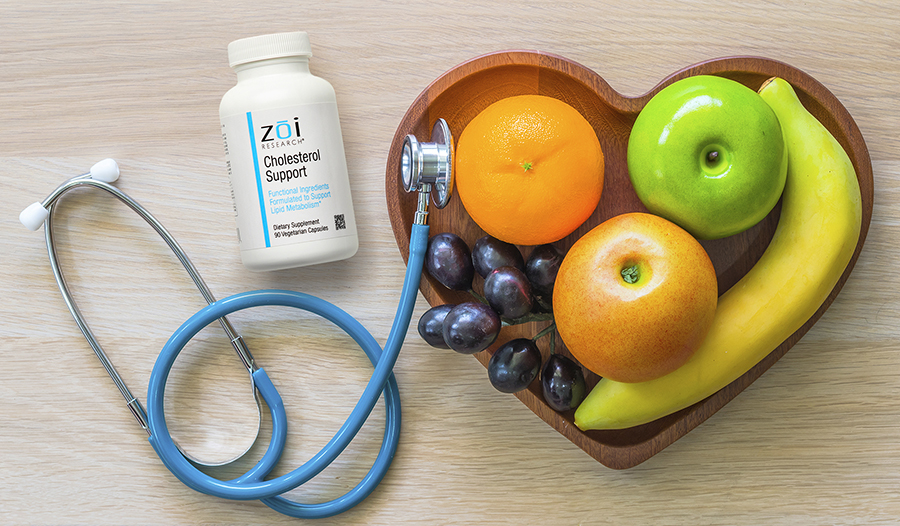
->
[627,75,787,240]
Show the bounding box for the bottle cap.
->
[227,31,312,68]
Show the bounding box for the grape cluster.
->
[417,232,587,412]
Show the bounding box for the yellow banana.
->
[574,77,862,430]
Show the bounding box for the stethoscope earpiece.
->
[20,202,50,231]
[89,158,120,183]
[19,158,120,231]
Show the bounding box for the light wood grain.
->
[2,1,899,524]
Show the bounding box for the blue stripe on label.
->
[246,112,270,248]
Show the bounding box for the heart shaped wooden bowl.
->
[385,52,873,469]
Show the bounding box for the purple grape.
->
[525,244,563,298]
[471,235,525,278]
[541,354,586,412]
[488,338,542,393]
[442,302,500,354]
[483,266,533,320]
[417,304,454,349]
[426,233,474,291]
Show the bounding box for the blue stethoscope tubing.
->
[147,223,428,518]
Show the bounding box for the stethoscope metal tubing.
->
[48,178,256,370]
[42,177,262,464]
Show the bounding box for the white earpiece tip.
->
[20,202,50,231]
[90,158,119,183]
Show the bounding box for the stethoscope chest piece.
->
[400,118,453,209]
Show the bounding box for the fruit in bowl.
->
[627,75,787,240]
[387,52,871,470]
[454,94,605,246]
[553,212,718,383]
[574,77,864,431]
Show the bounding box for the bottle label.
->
[221,102,356,251]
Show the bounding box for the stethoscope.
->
[18,119,453,519]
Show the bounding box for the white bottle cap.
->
[227,31,312,68]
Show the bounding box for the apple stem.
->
[621,264,640,284]
[706,150,719,163]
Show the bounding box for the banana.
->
[574,77,862,430]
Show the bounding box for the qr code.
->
[334,214,346,231]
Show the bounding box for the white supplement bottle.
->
[220,31,358,271]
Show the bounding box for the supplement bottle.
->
[220,31,358,271]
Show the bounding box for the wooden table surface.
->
[2,1,898,524]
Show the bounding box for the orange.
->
[454,94,604,246]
